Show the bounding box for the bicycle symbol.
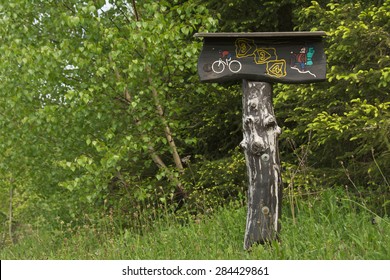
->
[212,57,242,74]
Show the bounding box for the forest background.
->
[0,0,389,259]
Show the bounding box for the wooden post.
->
[241,80,282,249]
[194,31,326,250]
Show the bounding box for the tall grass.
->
[1,188,389,259]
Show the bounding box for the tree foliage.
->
[0,0,389,236]
[275,0,390,213]
[0,0,217,225]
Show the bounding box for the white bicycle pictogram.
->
[212,57,242,74]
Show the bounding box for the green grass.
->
[1,189,389,259]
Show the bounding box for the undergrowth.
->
[1,188,389,260]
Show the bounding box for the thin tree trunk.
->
[148,145,185,194]
[146,74,186,198]
[148,76,184,172]
[116,0,185,198]
[111,58,185,196]
[131,0,140,21]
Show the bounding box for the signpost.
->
[195,32,327,249]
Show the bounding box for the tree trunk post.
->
[241,80,282,250]
[195,31,327,250]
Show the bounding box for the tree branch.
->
[131,0,140,21]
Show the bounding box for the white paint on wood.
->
[242,80,282,250]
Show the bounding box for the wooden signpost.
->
[194,32,327,250]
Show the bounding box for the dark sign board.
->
[195,32,327,84]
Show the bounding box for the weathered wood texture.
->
[241,80,282,249]
[195,32,326,84]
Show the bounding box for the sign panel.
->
[195,32,327,84]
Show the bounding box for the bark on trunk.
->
[241,80,282,250]
[111,59,186,198]
[148,76,184,173]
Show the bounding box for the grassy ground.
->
[1,189,389,259]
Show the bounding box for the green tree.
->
[0,0,217,225]
[274,0,390,213]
